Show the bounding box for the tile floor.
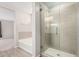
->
[0,47,32,57]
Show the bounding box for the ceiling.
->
[0,2,77,14]
[43,2,76,9]
[0,2,32,14]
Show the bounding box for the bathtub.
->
[0,38,15,51]
[42,48,76,57]
[18,38,32,54]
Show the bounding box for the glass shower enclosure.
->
[40,2,78,57]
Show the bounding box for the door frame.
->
[32,2,41,57]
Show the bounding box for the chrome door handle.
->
[56,27,58,35]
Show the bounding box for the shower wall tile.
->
[59,4,77,54]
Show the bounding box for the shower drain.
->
[56,54,60,56]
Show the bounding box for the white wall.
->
[15,10,32,47]
[16,11,32,32]
[0,6,15,21]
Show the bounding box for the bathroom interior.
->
[40,2,78,57]
[0,2,33,57]
[0,2,78,57]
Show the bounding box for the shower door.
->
[40,2,77,56]
[40,3,60,52]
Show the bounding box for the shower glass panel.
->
[40,2,77,57]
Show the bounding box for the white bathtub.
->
[42,48,76,57]
[18,38,32,54]
[0,38,15,51]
